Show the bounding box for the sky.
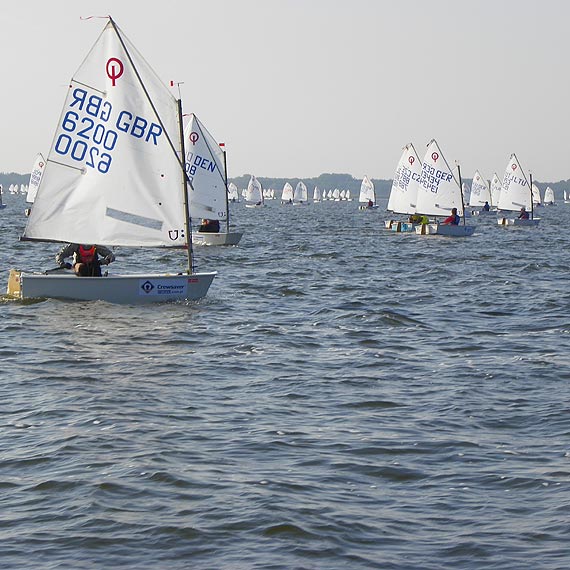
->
[1,0,569,181]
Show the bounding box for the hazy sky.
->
[1,0,569,181]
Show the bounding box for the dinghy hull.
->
[8,270,216,304]
[415,223,476,236]
[497,218,540,227]
[192,231,243,246]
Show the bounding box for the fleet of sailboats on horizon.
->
[7,16,216,304]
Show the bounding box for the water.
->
[1,194,569,569]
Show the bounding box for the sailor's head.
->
[452,208,457,214]
[521,207,526,211]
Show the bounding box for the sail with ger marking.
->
[24,20,186,247]
[414,139,463,217]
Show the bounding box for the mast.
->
[529,172,534,220]
[177,99,194,273]
[457,162,466,226]
[221,143,230,230]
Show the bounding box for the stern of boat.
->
[6,269,22,299]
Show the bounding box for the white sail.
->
[469,170,491,207]
[497,154,531,212]
[387,143,422,215]
[531,183,542,205]
[246,175,263,204]
[415,139,463,217]
[462,182,470,205]
[340,190,346,200]
[293,181,308,203]
[332,188,340,200]
[490,173,501,207]
[313,186,321,201]
[281,182,293,202]
[359,175,375,204]
[183,113,227,223]
[24,20,186,248]
[26,153,46,204]
[227,182,239,201]
[543,186,555,204]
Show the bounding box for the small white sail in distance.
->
[227,182,239,201]
[469,170,491,207]
[490,173,502,207]
[497,153,531,212]
[281,182,293,202]
[359,175,375,204]
[246,175,263,204]
[543,186,555,204]
[26,153,46,204]
[414,139,464,217]
[293,181,308,203]
[387,143,421,214]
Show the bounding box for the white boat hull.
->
[498,217,540,227]
[8,269,216,304]
[192,231,243,246]
[415,223,476,237]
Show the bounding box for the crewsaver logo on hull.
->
[139,278,187,296]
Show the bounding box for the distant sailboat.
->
[293,181,308,204]
[469,170,494,214]
[245,175,264,207]
[358,175,377,209]
[281,182,293,204]
[543,186,555,205]
[0,185,6,210]
[414,139,475,236]
[313,186,321,202]
[531,183,542,207]
[497,153,539,226]
[227,182,239,202]
[490,173,502,207]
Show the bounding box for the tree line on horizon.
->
[2,171,569,200]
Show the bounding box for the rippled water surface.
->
[1,193,570,569]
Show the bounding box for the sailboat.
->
[490,173,502,207]
[414,139,475,236]
[184,114,242,246]
[312,186,321,202]
[469,170,494,215]
[281,182,293,204]
[0,185,6,210]
[385,143,422,231]
[6,17,216,303]
[497,154,539,226]
[358,175,378,209]
[227,182,239,202]
[564,190,570,204]
[245,175,264,207]
[293,181,308,204]
[543,186,555,205]
[24,153,46,216]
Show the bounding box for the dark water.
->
[1,193,569,569]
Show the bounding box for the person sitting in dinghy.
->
[518,207,530,220]
[442,208,460,225]
[55,244,115,277]
[482,201,490,212]
[198,219,220,233]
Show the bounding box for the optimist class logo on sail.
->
[53,57,164,174]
